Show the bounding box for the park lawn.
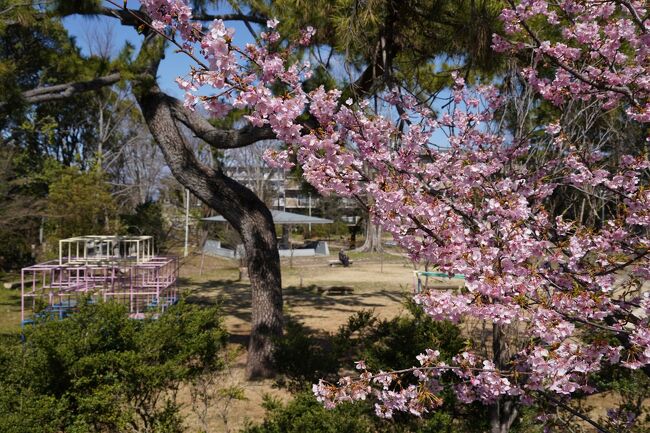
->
[0,274,22,335]
[182,253,417,339]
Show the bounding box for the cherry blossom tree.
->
[140,0,648,430]
[66,0,650,431]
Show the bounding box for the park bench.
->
[317,285,354,295]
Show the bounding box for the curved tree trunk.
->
[136,85,283,378]
[133,40,282,378]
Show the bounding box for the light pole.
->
[184,189,190,257]
[308,193,312,237]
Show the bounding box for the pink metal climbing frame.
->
[21,236,179,325]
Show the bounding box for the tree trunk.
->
[489,324,519,433]
[136,81,283,379]
[240,207,284,378]
[355,217,383,252]
[489,398,518,433]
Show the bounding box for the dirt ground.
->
[177,251,425,432]
[182,252,420,333]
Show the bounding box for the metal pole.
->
[282,170,286,212]
[184,189,190,257]
[20,269,24,323]
[308,193,313,237]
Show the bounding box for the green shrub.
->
[274,300,466,391]
[273,316,340,391]
[241,392,376,433]
[0,300,227,433]
[333,301,466,372]
[241,391,488,433]
[267,300,490,432]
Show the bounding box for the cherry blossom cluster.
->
[494,0,649,124]
[140,0,650,423]
[141,0,201,43]
[315,349,521,417]
[314,352,442,418]
[146,3,315,122]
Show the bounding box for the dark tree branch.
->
[166,98,276,148]
[616,0,648,34]
[18,72,122,104]
[228,2,260,39]
[95,7,150,27]
[344,39,393,99]
[408,214,444,247]
[541,393,615,433]
[348,62,383,97]
[594,248,649,276]
[66,7,267,27]
[14,44,273,147]
[192,12,267,24]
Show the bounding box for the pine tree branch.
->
[18,72,122,104]
[91,7,266,27]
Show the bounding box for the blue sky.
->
[62,1,259,98]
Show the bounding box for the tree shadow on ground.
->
[181,278,409,346]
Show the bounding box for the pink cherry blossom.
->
[140,0,649,424]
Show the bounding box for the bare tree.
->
[83,19,117,60]
[107,125,167,207]
[222,139,281,207]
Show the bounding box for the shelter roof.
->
[202,210,333,225]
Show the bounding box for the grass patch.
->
[0,284,21,335]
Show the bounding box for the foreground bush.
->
[267,303,496,432]
[0,301,227,433]
[266,303,649,432]
[241,390,491,433]
[274,300,466,391]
